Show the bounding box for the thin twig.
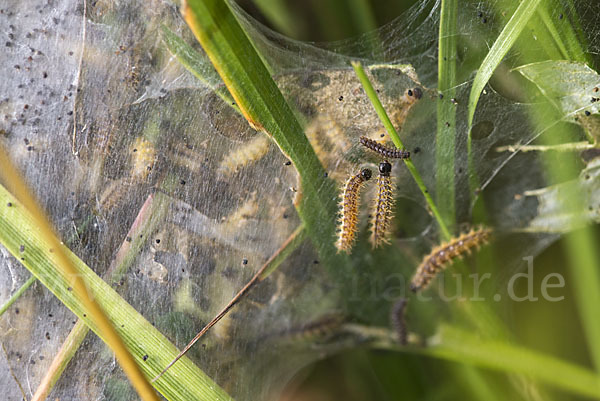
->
[496,141,596,153]
[71,0,87,156]
[152,224,305,382]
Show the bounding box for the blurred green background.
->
[235,0,418,42]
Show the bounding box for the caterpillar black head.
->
[360,168,373,181]
[407,87,423,99]
[379,161,392,176]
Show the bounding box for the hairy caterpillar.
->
[218,135,270,176]
[320,115,351,154]
[98,178,130,211]
[390,298,408,345]
[359,136,410,159]
[370,161,394,248]
[336,168,372,253]
[130,137,156,181]
[410,227,492,292]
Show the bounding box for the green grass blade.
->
[0,184,233,401]
[467,0,542,156]
[436,0,458,228]
[351,61,451,241]
[515,59,600,372]
[182,0,343,267]
[32,320,88,401]
[0,149,160,401]
[32,193,170,399]
[0,275,36,317]
[564,227,600,373]
[422,325,600,400]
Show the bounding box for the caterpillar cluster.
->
[336,168,372,252]
[370,161,395,248]
[359,136,410,159]
[410,227,492,292]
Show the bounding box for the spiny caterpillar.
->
[390,298,408,345]
[410,226,492,292]
[336,168,372,253]
[359,136,410,159]
[370,161,395,248]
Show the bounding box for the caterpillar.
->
[218,135,270,176]
[336,168,372,253]
[390,298,408,345]
[320,115,351,154]
[280,313,345,342]
[130,137,157,182]
[305,116,330,167]
[410,226,492,292]
[98,178,130,212]
[359,136,410,159]
[370,161,395,248]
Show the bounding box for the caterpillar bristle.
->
[359,136,410,159]
[336,168,372,253]
[370,161,395,248]
[410,226,492,292]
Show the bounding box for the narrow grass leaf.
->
[0,182,233,401]
[436,0,458,227]
[0,149,160,401]
[0,275,36,317]
[467,0,542,147]
[423,325,600,400]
